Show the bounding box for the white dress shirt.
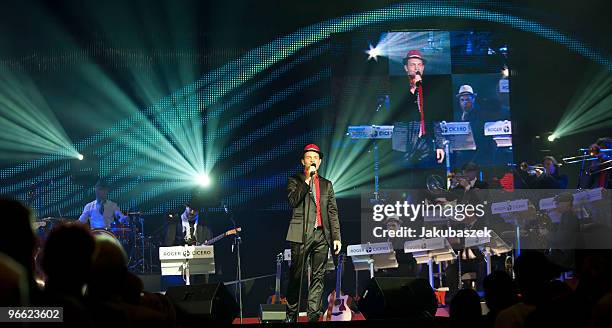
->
[78,199,127,229]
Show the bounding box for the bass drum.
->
[92,229,118,241]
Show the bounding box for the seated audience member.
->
[483,271,517,328]
[41,222,96,326]
[0,198,40,302]
[0,252,29,306]
[590,291,612,328]
[88,234,173,327]
[495,251,559,328]
[523,280,577,328]
[450,288,484,328]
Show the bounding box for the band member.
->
[180,204,212,246]
[452,162,489,192]
[285,144,341,323]
[446,162,489,294]
[583,137,612,189]
[78,179,128,229]
[516,156,568,189]
[455,85,481,123]
[397,49,445,166]
[549,193,581,270]
[537,156,568,189]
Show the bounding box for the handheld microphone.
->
[309,163,317,176]
[415,71,422,87]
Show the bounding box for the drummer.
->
[78,179,129,229]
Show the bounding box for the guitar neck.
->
[275,261,281,299]
[335,255,344,296]
[205,232,226,245]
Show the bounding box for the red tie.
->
[417,85,426,137]
[304,170,323,228]
[314,175,322,228]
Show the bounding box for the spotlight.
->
[195,173,211,187]
[366,44,382,61]
[77,154,84,161]
[548,134,556,142]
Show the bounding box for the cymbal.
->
[42,217,68,221]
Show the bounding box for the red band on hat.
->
[303,143,320,152]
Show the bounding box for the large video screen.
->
[331,29,513,190]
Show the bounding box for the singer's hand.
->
[436,149,445,163]
[413,73,422,86]
[333,240,342,255]
[305,165,317,183]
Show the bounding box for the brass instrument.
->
[563,145,612,164]
[523,164,545,175]
[447,172,472,188]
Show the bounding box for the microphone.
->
[415,71,422,87]
[309,163,317,177]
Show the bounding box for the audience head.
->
[0,253,29,306]
[87,233,128,300]
[0,198,36,279]
[450,288,482,327]
[42,222,95,294]
[514,250,559,301]
[483,270,517,314]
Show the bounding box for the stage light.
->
[552,71,612,139]
[366,44,382,61]
[196,173,211,187]
[77,154,84,160]
[548,134,556,142]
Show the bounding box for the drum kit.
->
[36,212,159,274]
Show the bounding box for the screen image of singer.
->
[330,30,513,189]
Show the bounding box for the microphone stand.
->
[225,205,243,324]
[297,170,315,321]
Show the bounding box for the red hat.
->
[403,49,426,63]
[303,143,323,158]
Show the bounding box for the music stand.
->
[438,121,477,151]
[404,238,456,289]
[465,231,511,275]
[347,242,398,297]
[437,121,476,188]
[348,125,394,201]
[159,245,215,285]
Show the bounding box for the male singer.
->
[398,49,445,166]
[285,144,342,323]
[78,179,129,229]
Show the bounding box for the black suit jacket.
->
[286,173,341,247]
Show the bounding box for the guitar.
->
[267,253,287,304]
[323,253,353,321]
[201,227,241,245]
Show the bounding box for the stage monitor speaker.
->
[165,283,239,326]
[259,304,286,323]
[358,277,437,320]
